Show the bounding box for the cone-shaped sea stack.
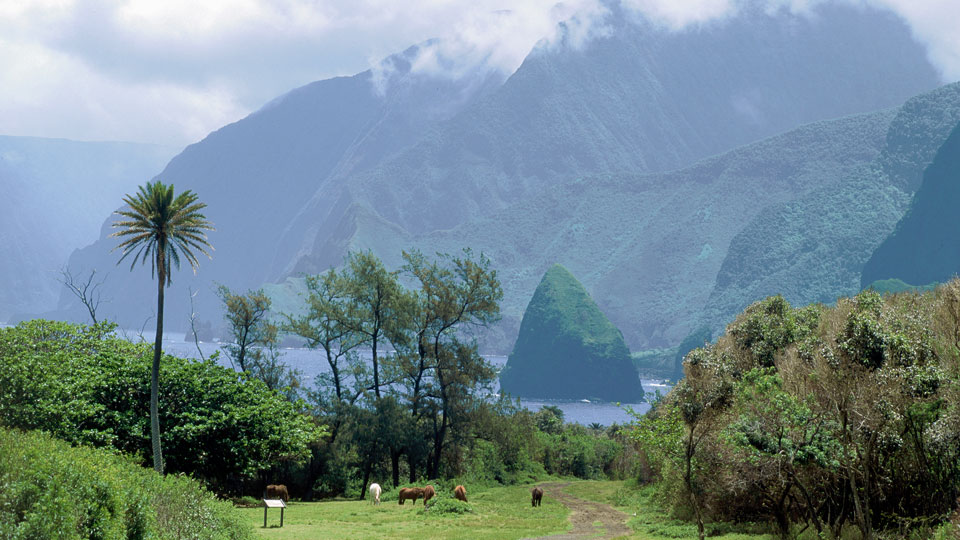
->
[499,264,644,402]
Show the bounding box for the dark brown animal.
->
[398,487,422,505]
[531,487,543,507]
[453,485,467,502]
[265,484,289,502]
[422,485,436,505]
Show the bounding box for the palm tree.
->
[111,180,214,472]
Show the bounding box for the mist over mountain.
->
[49,3,942,351]
[0,137,174,322]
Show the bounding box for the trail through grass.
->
[562,480,773,540]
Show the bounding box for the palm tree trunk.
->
[151,260,165,473]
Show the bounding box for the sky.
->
[1,0,958,148]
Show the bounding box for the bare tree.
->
[58,267,106,324]
[187,287,207,361]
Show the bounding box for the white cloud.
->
[0,36,245,145]
[867,0,960,81]
[0,0,957,146]
[402,1,611,79]
[622,0,738,29]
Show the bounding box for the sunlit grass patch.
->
[242,484,569,540]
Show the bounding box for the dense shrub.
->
[629,282,960,538]
[421,498,474,515]
[0,320,324,493]
[0,427,253,539]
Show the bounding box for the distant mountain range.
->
[35,3,953,354]
[0,137,174,322]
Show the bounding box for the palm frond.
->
[111,180,215,286]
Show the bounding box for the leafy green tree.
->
[401,249,502,478]
[111,180,214,473]
[727,368,840,538]
[284,269,363,411]
[341,251,407,399]
[534,406,565,435]
[218,285,301,397]
[217,285,274,373]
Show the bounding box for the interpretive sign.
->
[262,499,286,527]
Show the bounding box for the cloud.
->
[0,35,245,146]
[621,0,738,29]
[397,1,611,80]
[867,0,960,81]
[0,0,957,147]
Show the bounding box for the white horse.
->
[368,482,382,505]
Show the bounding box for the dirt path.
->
[523,482,632,540]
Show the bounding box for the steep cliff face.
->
[861,122,960,287]
[702,83,960,339]
[499,264,643,402]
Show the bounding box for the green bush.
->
[0,427,253,539]
[0,320,324,492]
[420,498,474,515]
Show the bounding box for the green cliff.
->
[499,264,644,402]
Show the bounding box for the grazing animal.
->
[368,483,382,505]
[265,484,289,502]
[398,487,422,505]
[454,485,467,502]
[422,485,436,505]
[531,487,543,507]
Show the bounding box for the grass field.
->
[239,480,778,540]
[240,484,570,540]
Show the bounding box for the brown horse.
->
[454,485,467,502]
[422,485,436,505]
[398,487,423,505]
[531,487,543,507]
[265,484,289,502]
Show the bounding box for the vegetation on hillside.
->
[705,83,960,339]
[629,282,960,539]
[0,427,252,540]
[500,264,643,402]
[386,106,903,352]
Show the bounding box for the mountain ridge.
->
[50,3,942,350]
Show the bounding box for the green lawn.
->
[562,480,773,540]
[238,481,778,540]
[240,484,569,540]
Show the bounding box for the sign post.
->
[262,499,286,527]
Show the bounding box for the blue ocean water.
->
[155,334,667,426]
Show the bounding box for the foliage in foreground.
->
[0,427,253,540]
[0,319,324,493]
[629,282,960,539]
